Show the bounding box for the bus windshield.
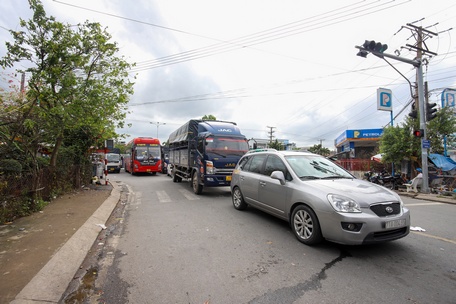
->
[205,137,249,157]
[135,145,161,161]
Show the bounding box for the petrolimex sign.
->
[348,129,383,139]
[335,129,383,147]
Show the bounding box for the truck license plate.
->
[385,219,406,229]
[226,176,232,181]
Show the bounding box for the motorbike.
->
[365,170,403,190]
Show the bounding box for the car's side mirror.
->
[271,171,286,185]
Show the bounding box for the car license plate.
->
[226,175,232,181]
[385,219,406,229]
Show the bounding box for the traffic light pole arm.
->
[355,46,421,67]
[355,45,430,193]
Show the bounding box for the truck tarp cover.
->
[168,120,201,144]
[168,120,243,144]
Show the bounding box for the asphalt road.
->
[64,171,456,304]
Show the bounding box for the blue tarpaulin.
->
[428,154,456,172]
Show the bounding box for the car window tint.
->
[248,155,267,174]
[237,155,251,171]
[264,155,290,180]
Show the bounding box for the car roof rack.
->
[246,148,278,154]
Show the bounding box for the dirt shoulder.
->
[0,184,112,304]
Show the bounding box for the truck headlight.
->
[206,161,215,174]
[327,194,361,213]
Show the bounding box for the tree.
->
[379,123,413,167]
[379,105,456,168]
[426,106,456,154]
[0,0,135,167]
[308,144,330,156]
[202,114,216,120]
[0,73,42,172]
[269,139,283,150]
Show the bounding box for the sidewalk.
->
[0,181,120,304]
[397,189,456,205]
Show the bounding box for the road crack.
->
[248,248,351,304]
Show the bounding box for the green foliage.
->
[379,105,456,165]
[269,139,284,150]
[0,0,135,167]
[308,144,331,156]
[0,0,134,221]
[0,196,49,223]
[202,114,216,120]
[0,159,22,174]
[426,106,456,154]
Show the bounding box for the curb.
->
[11,181,121,304]
[398,191,456,205]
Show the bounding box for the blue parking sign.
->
[377,88,392,111]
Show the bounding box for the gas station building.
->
[335,128,383,159]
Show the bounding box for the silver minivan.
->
[230,149,410,245]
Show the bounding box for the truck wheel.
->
[192,172,203,194]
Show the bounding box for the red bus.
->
[124,137,162,175]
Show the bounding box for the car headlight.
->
[327,194,361,213]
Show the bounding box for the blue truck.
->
[168,119,249,194]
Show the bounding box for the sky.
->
[1,0,455,150]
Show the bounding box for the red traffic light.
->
[413,129,424,137]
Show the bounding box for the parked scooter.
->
[365,170,400,190]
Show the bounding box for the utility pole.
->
[355,22,437,193]
[266,126,276,145]
[406,23,437,194]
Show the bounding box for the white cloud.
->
[1,0,455,148]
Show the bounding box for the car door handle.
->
[259,181,266,187]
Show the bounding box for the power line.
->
[52,0,410,72]
[130,0,411,72]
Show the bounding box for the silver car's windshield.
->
[285,155,353,180]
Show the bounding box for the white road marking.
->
[156,190,172,203]
[178,189,200,200]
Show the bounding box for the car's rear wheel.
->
[291,205,322,245]
[232,187,247,210]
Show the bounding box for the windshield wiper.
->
[300,176,321,180]
[321,175,351,179]
[208,151,226,158]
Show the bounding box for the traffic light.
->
[408,102,418,119]
[357,40,389,58]
[413,129,424,137]
[426,102,438,121]
[356,49,368,58]
[363,40,388,53]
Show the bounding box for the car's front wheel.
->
[232,187,247,210]
[291,205,322,245]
